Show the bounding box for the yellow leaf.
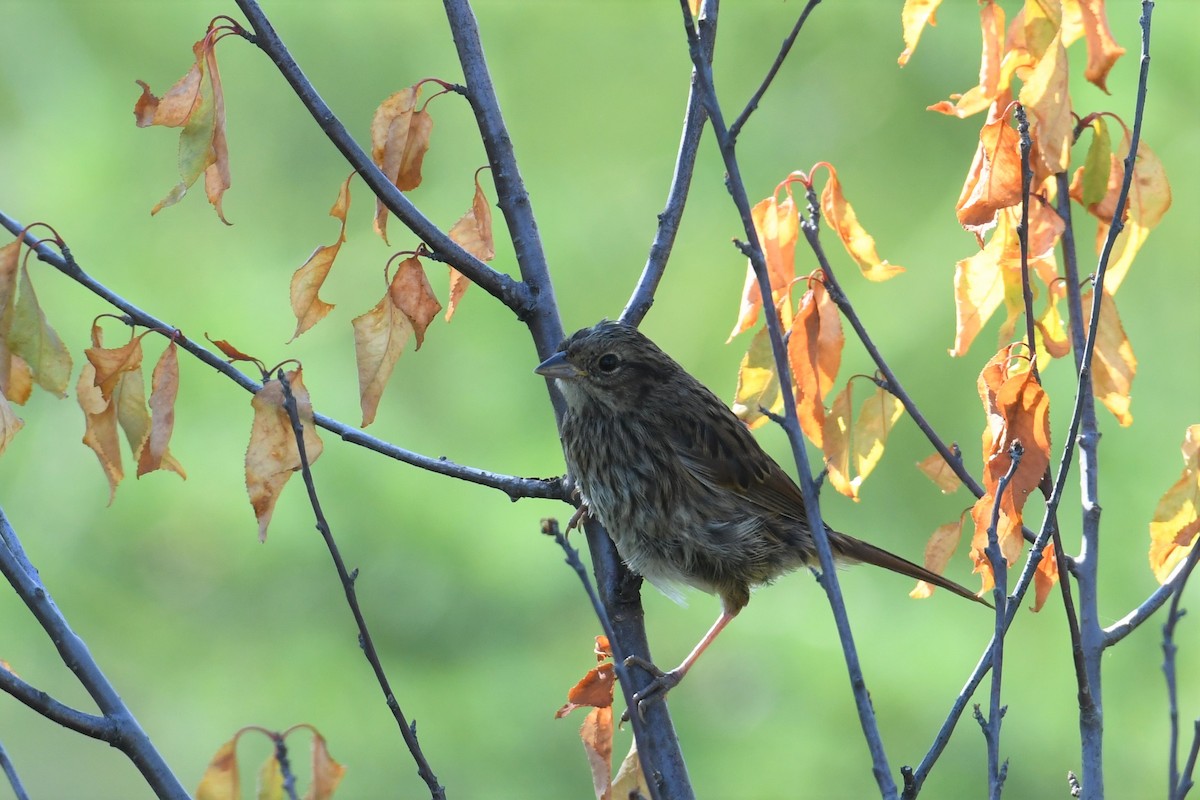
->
[445,176,495,321]
[1149,425,1200,584]
[926,1,1006,117]
[910,519,965,598]
[916,451,961,494]
[246,369,323,541]
[290,173,353,341]
[1018,30,1072,179]
[823,380,904,501]
[732,324,783,431]
[611,741,651,800]
[257,754,284,800]
[351,292,414,427]
[195,738,240,800]
[1083,289,1135,426]
[820,166,904,281]
[898,0,942,66]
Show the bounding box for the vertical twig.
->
[277,372,446,800]
[0,742,30,800]
[674,1,896,795]
[1163,543,1200,800]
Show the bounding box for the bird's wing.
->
[666,385,812,526]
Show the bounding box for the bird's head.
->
[534,321,681,413]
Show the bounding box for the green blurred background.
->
[1,2,1196,797]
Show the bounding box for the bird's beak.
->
[534,351,583,380]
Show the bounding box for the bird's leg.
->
[624,607,740,720]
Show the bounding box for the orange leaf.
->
[729,192,799,340]
[969,353,1051,586]
[0,390,23,457]
[956,110,1023,233]
[1031,542,1059,611]
[445,177,495,321]
[926,1,1006,117]
[910,519,965,599]
[352,290,414,428]
[825,380,904,501]
[8,258,72,397]
[556,635,616,719]
[194,738,240,800]
[210,336,257,363]
[820,166,904,281]
[1062,0,1125,92]
[290,173,353,341]
[581,706,614,800]
[1017,29,1072,179]
[246,369,323,541]
[897,0,942,66]
[916,451,961,494]
[305,731,347,800]
[1093,129,1172,293]
[137,341,186,478]
[787,288,825,448]
[1083,289,1136,426]
[1149,425,1200,584]
[389,256,442,349]
[732,323,783,431]
[78,362,123,505]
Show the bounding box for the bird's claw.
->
[621,655,682,723]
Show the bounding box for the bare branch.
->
[230,0,532,318]
[277,372,445,800]
[0,742,30,800]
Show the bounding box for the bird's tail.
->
[830,531,993,608]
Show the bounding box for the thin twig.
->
[1163,541,1200,800]
[230,0,531,318]
[0,742,30,800]
[981,444,1021,799]
[728,0,822,143]
[277,371,445,800]
[675,0,897,795]
[621,0,716,327]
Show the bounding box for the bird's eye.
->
[596,353,620,373]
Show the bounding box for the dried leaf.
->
[898,0,942,66]
[950,212,1010,357]
[139,34,232,223]
[1018,29,1072,179]
[1095,130,1172,293]
[137,341,186,478]
[8,261,72,397]
[1083,289,1135,426]
[611,741,651,800]
[304,732,346,800]
[956,111,1023,233]
[246,369,323,541]
[926,1,1006,117]
[729,192,799,340]
[911,519,964,598]
[210,336,257,363]
[290,174,353,341]
[258,754,284,800]
[78,362,122,504]
[1149,425,1200,584]
[389,256,441,348]
[581,707,614,800]
[916,451,961,494]
[352,291,414,427]
[1031,542,1059,611]
[969,354,1051,588]
[825,381,904,501]
[194,738,240,800]
[732,324,783,431]
[0,241,34,405]
[445,177,495,321]
[0,390,23,457]
[1062,0,1125,92]
[786,278,841,449]
[371,86,434,241]
[821,166,904,281]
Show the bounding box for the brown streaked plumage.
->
[537,320,988,707]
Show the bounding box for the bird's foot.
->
[565,502,590,533]
[622,655,683,722]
